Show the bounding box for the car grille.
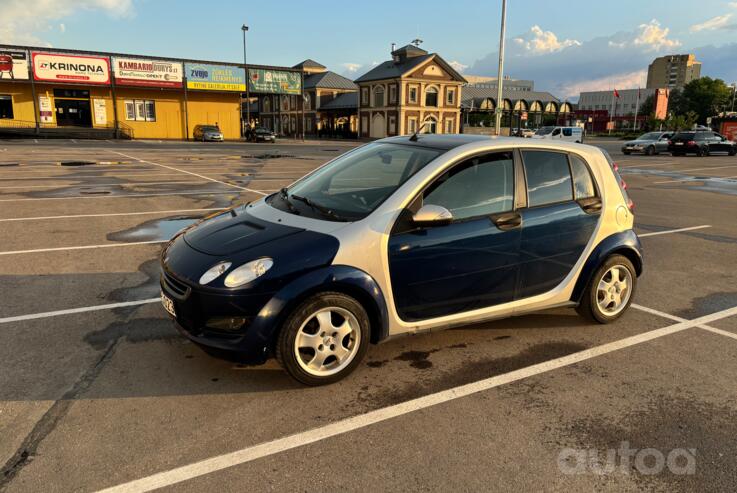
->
[162,271,191,300]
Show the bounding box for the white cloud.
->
[341,63,362,73]
[0,0,134,45]
[633,19,681,51]
[448,60,468,72]
[512,25,581,55]
[563,70,648,100]
[690,14,733,32]
[59,23,66,34]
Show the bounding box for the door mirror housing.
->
[412,204,453,226]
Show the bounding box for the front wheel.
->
[646,145,655,156]
[577,255,637,324]
[276,292,370,385]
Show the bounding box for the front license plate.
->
[161,291,176,318]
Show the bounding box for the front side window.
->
[423,152,514,220]
[522,150,573,207]
[275,143,443,221]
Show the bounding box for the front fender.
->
[243,265,389,354]
[571,230,643,303]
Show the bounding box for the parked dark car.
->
[669,131,737,156]
[251,127,276,143]
[193,125,224,142]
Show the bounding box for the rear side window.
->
[570,155,596,200]
[563,128,573,137]
[424,152,514,220]
[522,151,573,207]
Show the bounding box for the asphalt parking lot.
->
[1,136,736,492]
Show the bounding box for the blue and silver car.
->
[160,135,642,385]
[622,131,672,155]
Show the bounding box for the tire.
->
[695,147,704,157]
[276,292,370,385]
[729,149,736,156]
[623,151,631,155]
[576,254,637,324]
[704,146,711,157]
[645,145,655,156]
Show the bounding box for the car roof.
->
[376,134,600,156]
[378,134,494,150]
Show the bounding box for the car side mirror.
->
[412,204,453,226]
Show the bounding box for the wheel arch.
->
[571,230,643,303]
[245,265,390,354]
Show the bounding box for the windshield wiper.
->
[291,194,347,222]
[278,187,300,215]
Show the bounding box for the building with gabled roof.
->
[355,44,467,138]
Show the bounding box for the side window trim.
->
[568,152,600,200]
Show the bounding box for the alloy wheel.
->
[293,307,361,377]
[596,265,633,316]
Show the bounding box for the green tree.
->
[638,94,655,117]
[679,77,731,123]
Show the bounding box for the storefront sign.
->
[39,96,53,123]
[93,99,107,125]
[248,69,301,95]
[32,52,110,85]
[113,57,183,88]
[0,50,29,80]
[185,63,245,91]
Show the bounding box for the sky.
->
[2,0,737,100]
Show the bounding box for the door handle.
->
[578,197,602,215]
[490,212,522,230]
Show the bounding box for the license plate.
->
[161,291,176,318]
[675,142,684,145]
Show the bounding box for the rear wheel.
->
[695,147,704,157]
[276,292,370,385]
[577,255,636,324]
[729,148,736,156]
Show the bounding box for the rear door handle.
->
[490,212,522,230]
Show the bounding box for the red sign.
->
[113,57,183,88]
[32,52,110,85]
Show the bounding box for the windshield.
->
[270,143,443,221]
[535,126,554,135]
[638,132,662,140]
[202,126,220,132]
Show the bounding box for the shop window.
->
[0,95,13,119]
[124,100,156,122]
[408,87,418,103]
[425,86,438,107]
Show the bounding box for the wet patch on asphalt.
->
[554,394,737,491]
[347,341,588,412]
[107,216,201,243]
[84,317,177,350]
[106,259,163,305]
[674,291,737,319]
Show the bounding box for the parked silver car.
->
[622,131,672,155]
[193,125,224,142]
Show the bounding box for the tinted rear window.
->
[674,132,695,140]
[522,151,573,207]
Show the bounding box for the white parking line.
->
[112,151,267,196]
[0,298,161,325]
[0,180,207,190]
[638,225,711,237]
[0,240,167,255]
[654,174,737,185]
[97,304,737,493]
[0,190,244,202]
[0,208,222,222]
[632,304,737,341]
[699,325,737,341]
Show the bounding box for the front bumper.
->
[160,270,274,363]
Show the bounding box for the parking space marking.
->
[0,180,208,190]
[0,208,223,223]
[97,303,737,493]
[638,225,711,237]
[0,190,245,202]
[654,174,737,185]
[632,304,737,341]
[0,298,160,325]
[699,325,737,341]
[0,240,166,256]
[111,151,268,196]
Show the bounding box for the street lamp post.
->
[731,83,736,113]
[494,0,508,136]
[241,24,250,137]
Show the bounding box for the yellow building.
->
[0,45,283,140]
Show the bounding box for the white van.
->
[532,126,583,143]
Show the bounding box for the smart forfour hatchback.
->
[160,135,642,385]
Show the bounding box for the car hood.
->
[184,208,303,256]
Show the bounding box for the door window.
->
[563,128,573,137]
[423,152,514,220]
[522,150,573,206]
[569,155,597,200]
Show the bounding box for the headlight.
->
[224,258,273,288]
[199,261,232,285]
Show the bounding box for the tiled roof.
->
[305,71,358,90]
[354,54,434,83]
[461,85,561,106]
[293,59,326,70]
[319,92,358,110]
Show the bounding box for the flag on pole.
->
[614,89,620,98]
